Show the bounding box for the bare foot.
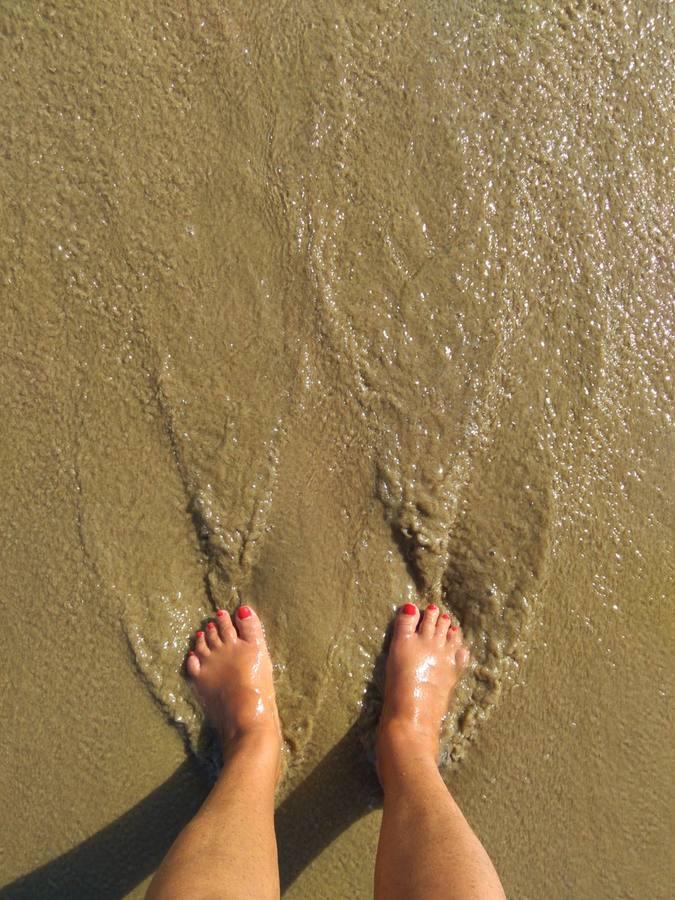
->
[186,606,282,770]
[376,602,469,784]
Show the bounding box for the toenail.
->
[427,604,438,611]
[188,651,196,657]
[207,622,215,630]
[441,613,450,619]
[237,606,252,619]
[196,630,204,638]
[216,609,225,618]
[450,625,459,632]
[402,603,417,615]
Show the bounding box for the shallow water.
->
[1,1,672,898]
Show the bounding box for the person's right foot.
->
[376,602,469,783]
[186,605,282,771]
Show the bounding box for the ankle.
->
[377,717,439,757]
[221,725,282,770]
[376,719,440,788]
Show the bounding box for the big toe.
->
[393,602,420,638]
[234,605,265,644]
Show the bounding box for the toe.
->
[186,651,201,677]
[420,603,439,636]
[455,646,470,670]
[205,620,221,649]
[215,609,236,642]
[194,630,209,658]
[436,611,451,640]
[393,602,420,637]
[234,605,265,644]
[447,624,462,654]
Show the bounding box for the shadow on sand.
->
[1,722,380,900]
[2,625,394,900]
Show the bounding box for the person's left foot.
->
[376,602,469,786]
[186,606,282,768]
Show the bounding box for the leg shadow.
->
[2,638,392,899]
[1,731,381,900]
[276,631,392,893]
[276,720,382,894]
[0,760,207,900]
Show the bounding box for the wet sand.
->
[1,1,672,897]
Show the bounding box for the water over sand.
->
[1,2,672,897]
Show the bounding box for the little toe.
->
[455,646,470,670]
[186,651,201,677]
[194,630,209,658]
[205,620,221,649]
[420,604,440,636]
[215,609,236,642]
[436,612,451,640]
[234,605,265,644]
[393,603,420,638]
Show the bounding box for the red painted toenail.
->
[237,606,252,619]
[207,621,215,629]
[196,631,204,638]
[427,604,438,610]
[188,651,196,657]
[450,625,459,632]
[441,613,451,619]
[216,609,225,618]
[402,603,417,615]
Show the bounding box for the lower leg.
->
[376,727,505,900]
[374,603,505,900]
[147,607,282,900]
[147,733,279,900]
